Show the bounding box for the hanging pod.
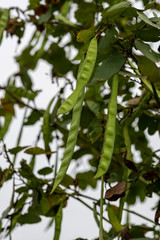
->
[94,74,118,178]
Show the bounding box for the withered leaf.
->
[155,201,160,224]
[124,159,139,175]
[120,227,130,240]
[105,181,127,201]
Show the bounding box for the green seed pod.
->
[50,56,85,193]
[57,36,97,115]
[94,74,118,178]
[0,9,9,44]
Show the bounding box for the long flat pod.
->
[0,9,9,44]
[51,89,84,193]
[57,37,97,115]
[50,57,85,193]
[95,74,118,178]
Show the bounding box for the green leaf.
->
[40,196,50,215]
[60,174,74,187]
[86,100,100,116]
[95,54,126,81]
[24,147,56,155]
[42,96,55,151]
[0,113,12,140]
[17,36,47,71]
[137,11,160,30]
[7,85,39,100]
[42,43,73,75]
[15,187,29,194]
[60,1,70,17]
[38,11,52,24]
[135,39,160,62]
[89,126,103,144]
[130,225,154,238]
[9,146,29,155]
[137,27,160,42]
[2,206,11,218]
[18,207,41,224]
[54,15,79,28]
[98,28,118,62]
[38,167,53,175]
[107,204,126,231]
[76,171,97,190]
[75,2,96,28]
[20,66,33,90]
[77,27,96,43]
[102,2,131,19]
[24,110,42,125]
[126,179,146,205]
[145,2,160,11]
[28,0,41,9]
[136,55,160,83]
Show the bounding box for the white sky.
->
[0,1,160,240]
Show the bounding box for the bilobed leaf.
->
[136,55,160,83]
[95,54,126,81]
[108,204,126,231]
[42,43,73,75]
[17,36,47,71]
[9,146,29,155]
[24,147,55,155]
[135,39,160,62]
[137,11,160,30]
[76,171,97,190]
[102,2,131,19]
[77,27,96,43]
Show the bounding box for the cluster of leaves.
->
[1,0,160,239]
